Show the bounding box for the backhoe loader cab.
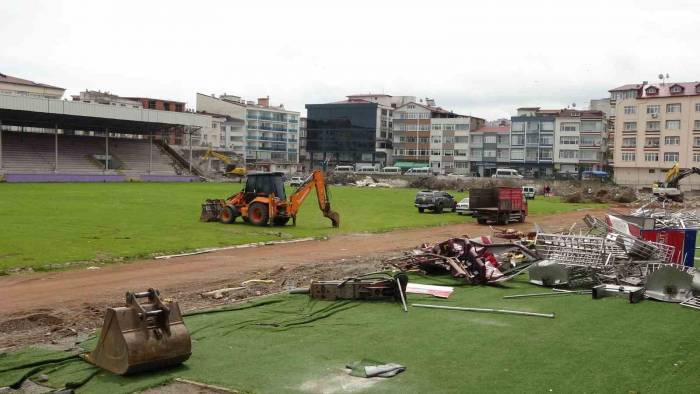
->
[201,170,340,227]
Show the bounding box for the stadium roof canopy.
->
[0,94,209,133]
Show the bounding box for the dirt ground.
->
[0,208,606,350]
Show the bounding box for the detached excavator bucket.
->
[83,289,192,375]
[200,199,225,222]
[325,209,340,228]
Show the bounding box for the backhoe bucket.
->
[325,210,340,227]
[200,199,224,222]
[84,289,192,375]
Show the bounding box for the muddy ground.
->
[0,209,607,350]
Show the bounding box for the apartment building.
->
[553,109,607,175]
[469,123,510,177]
[197,93,300,172]
[610,81,700,189]
[393,100,484,174]
[0,72,64,99]
[509,108,556,177]
[299,117,308,171]
[305,94,414,169]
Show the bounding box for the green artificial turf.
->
[0,183,603,271]
[2,274,698,393]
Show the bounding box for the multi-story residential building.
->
[610,81,700,189]
[469,123,510,177]
[393,101,484,174]
[509,108,556,177]
[124,96,185,112]
[71,90,142,108]
[197,93,299,172]
[299,117,309,171]
[0,72,64,99]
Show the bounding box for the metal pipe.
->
[503,290,591,299]
[395,278,408,313]
[188,126,192,174]
[412,303,555,318]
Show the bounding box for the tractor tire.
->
[220,206,237,224]
[248,202,269,226]
[418,208,425,213]
[273,217,290,226]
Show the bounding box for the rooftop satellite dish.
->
[658,73,664,80]
[572,103,576,108]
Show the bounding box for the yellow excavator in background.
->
[201,149,246,179]
[652,163,700,202]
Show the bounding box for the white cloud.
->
[1,0,699,119]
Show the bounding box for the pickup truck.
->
[414,191,457,213]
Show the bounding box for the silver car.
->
[455,197,471,215]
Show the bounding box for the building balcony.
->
[471,143,483,148]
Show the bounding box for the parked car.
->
[334,165,354,172]
[414,190,457,213]
[455,197,471,215]
[522,186,536,199]
[381,166,401,174]
[491,168,524,179]
[289,176,304,187]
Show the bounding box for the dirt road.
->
[0,209,605,349]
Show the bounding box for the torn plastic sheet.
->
[405,283,454,298]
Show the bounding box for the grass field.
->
[0,183,604,271]
[2,273,699,393]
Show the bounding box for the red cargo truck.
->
[469,187,527,225]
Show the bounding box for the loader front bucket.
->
[83,289,191,375]
[200,199,225,222]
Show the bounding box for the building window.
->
[670,85,684,94]
[646,87,659,95]
[432,124,442,131]
[621,152,636,161]
[695,120,700,131]
[510,149,524,160]
[666,120,681,130]
[539,135,554,145]
[539,149,553,160]
[430,149,441,156]
[624,106,636,115]
[664,152,679,162]
[622,137,636,147]
[484,136,497,144]
[623,122,637,131]
[559,150,578,159]
[694,137,700,147]
[664,136,680,145]
[455,124,469,130]
[511,135,524,145]
[646,121,660,131]
[482,150,495,158]
[560,122,578,132]
[511,122,525,132]
[696,103,700,112]
[667,103,681,113]
[454,149,467,156]
[694,153,700,162]
[148,100,156,109]
[645,137,659,147]
[541,121,554,131]
[432,136,441,143]
[443,124,455,131]
[560,136,579,145]
[644,153,659,162]
[646,105,660,114]
[454,136,468,143]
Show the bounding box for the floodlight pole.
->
[105,128,109,172]
[54,124,58,173]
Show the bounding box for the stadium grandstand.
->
[0,73,210,182]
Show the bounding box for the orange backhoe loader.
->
[200,170,340,227]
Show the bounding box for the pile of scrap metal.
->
[530,214,700,308]
[388,236,539,284]
[630,198,700,229]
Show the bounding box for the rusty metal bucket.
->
[200,199,224,222]
[83,289,192,375]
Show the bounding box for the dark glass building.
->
[305,101,386,169]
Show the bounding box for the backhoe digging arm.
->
[288,170,340,227]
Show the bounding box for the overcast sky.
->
[2,0,699,120]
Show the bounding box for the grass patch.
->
[0,183,604,271]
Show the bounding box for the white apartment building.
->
[0,72,65,99]
[610,81,700,189]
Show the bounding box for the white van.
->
[405,167,432,176]
[334,165,354,172]
[356,166,377,173]
[382,166,401,174]
[522,186,536,199]
[491,168,523,179]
